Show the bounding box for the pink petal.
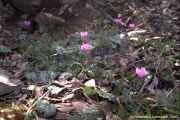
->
[80,32,89,43]
[80,32,88,38]
[129,23,135,28]
[114,18,123,25]
[135,67,147,78]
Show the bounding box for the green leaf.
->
[71,63,83,76]
[83,86,97,97]
[96,88,116,102]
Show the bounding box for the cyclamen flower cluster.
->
[80,32,93,53]
[114,15,135,29]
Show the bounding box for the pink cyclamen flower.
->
[135,67,148,78]
[23,20,32,27]
[80,32,88,41]
[80,43,93,53]
[128,21,135,28]
[80,32,88,37]
[114,16,123,25]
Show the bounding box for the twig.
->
[140,79,151,92]
[26,89,50,114]
[163,107,180,116]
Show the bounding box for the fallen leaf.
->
[62,94,75,102]
[84,79,96,88]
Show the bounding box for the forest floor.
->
[0,0,180,120]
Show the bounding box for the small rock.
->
[0,68,22,96]
[36,100,57,118]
